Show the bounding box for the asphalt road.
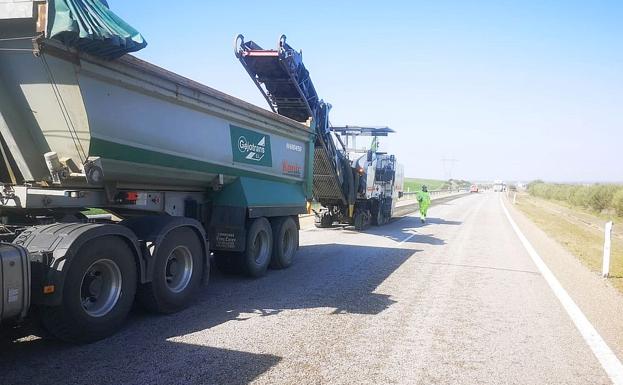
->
[0,193,613,385]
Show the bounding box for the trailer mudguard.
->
[213,177,307,218]
[208,206,247,252]
[120,216,208,282]
[12,223,142,306]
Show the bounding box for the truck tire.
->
[270,216,298,269]
[353,209,371,231]
[137,228,204,314]
[39,236,137,343]
[373,200,389,226]
[241,217,272,277]
[371,201,382,226]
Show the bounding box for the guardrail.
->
[400,188,469,200]
[300,189,470,218]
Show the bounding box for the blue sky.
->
[111,1,622,182]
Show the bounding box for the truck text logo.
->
[230,125,272,167]
[282,160,302,177]
[238,136,266,162]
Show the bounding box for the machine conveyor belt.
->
[236,34,348,205]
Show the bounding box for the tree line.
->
[528,181,623,217]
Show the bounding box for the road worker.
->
[417,185,431,223]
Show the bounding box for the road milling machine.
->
[236,35,404,230]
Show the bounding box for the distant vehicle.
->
[470,184,479,193]
[493,180,506,192]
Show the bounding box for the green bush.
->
[570,186,591,208]
[551,184,574,202]
[528,182,550,199]
[612,189,623,217]
[588,185,618,212]
[528,181,623,216]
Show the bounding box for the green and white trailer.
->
[0,1,313,342]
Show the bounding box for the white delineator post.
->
[513,192,517,205]
[602,221,614,278]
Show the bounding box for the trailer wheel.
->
[138,228,204,314]
[270,217,298,269]
[241,217,273,277]
[40,236,137,343]
[373,201,390,226]
[372,201,382,226]
[353,209,371,231]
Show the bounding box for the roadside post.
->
[602,221,614,278]
[513,192,517,205]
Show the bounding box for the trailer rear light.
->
[43,285,55,294]
[115,191,139,204]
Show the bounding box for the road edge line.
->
[501,198,623,385]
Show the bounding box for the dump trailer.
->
[236,35,403,229]
[0,1,313,342]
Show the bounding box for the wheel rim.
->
[252,230,270,265]
[80,259,123,318]
[281,227,295,257]
[165,246,194,294]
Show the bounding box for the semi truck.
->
[493,180,506,192]
[0,1,315,342]
[0,1,404,343]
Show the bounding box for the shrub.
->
[527,180,544,189]
[551,184,574,202]
[528,182,623,214]
[528,182,551,199]
[612,189,623,217]
[588,185,618,212]
[570,186,592,208]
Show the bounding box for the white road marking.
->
[501,199,623,385]
[399,232,416,245]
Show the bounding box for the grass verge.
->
[404,178,446,192]
[515,194,623,292]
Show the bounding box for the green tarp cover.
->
[48,0,147,59]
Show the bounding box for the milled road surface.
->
[0,193,614,384]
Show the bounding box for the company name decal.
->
[230,125,272,167]
[238,136,266,161]
[282,160,302,177]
